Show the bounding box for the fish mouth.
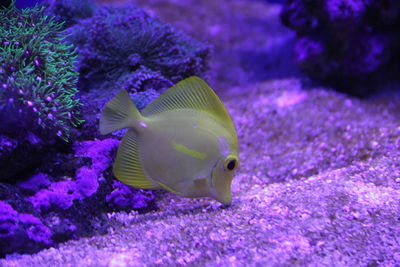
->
[214,191,232,206]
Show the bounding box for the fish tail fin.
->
[99,90,142,135]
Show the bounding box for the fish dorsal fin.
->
[142,76,236,136]
[113,129,159,189]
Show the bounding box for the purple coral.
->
[106,181,155,211]
[281,0,400,94]
[345,34,391,75]
[27,138,154,213]
[0,201,18,243]
[29,139,120,212]
[294,36,330,79]
[324,0,367,25]
[18,214,53,246]
[0,134,157,257]
[74,138,120,172]
[17,173,51,193]
[8,138,155,256]
[0,201,53,256]
[29,180,84,212]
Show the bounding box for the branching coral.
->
[66,5,210,91]
[281,0,400,94]
[0,1,83,141]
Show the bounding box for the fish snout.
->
[214,187,232,206]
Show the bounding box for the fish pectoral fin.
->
[157,182,182,195]
[114,129,159,189]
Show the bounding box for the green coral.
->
[0,1,83,141]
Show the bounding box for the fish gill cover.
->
[0,0,210,257]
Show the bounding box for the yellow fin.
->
[142,77,237,140]
[99,90,142,135]
[113,129,159,189]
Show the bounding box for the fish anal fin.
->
[114,130,159,189]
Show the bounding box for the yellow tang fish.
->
[99,76,239,205]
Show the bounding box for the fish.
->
[99,76,239,205]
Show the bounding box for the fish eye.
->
[224,156,239,172]
[227,160,236,170]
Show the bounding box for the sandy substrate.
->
[2,0,400,266]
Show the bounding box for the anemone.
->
[66,5,210,91]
